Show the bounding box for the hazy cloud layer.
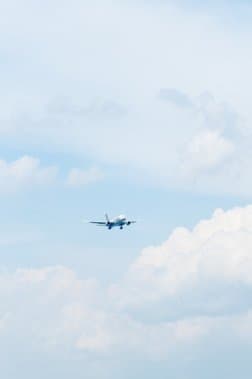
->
[0,0,251,195]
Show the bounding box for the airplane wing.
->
[89,221,107,226]
[129,221,137,224]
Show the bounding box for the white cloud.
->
[0,157,105,193]
[66,167,105,188]
[113,205,252,313]
[0,156,57,193]
[182,129,235,174]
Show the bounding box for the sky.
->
[1,0,252,378]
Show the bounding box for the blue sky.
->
[0,0,252,378]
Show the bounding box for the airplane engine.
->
[127,221,131,225]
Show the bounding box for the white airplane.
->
[88,214,136,230]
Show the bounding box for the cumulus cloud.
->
[113,205,252,318]
[66,167,105,188]
[0,156,57,193]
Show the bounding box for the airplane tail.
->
[105,213,110,224]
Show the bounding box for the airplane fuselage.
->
[107,215,128,229]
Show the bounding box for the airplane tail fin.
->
[105,213,110,224]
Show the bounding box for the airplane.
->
[88,214,136,230]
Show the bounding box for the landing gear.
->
[120,226,123,230]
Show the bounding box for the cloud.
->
[182,129,235,174]
[0,265,222,358]
[0,156,57,193]
[42,90,244,196]
[112,205,252,318]
[66,167,105,188]
[0,157,105,193]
